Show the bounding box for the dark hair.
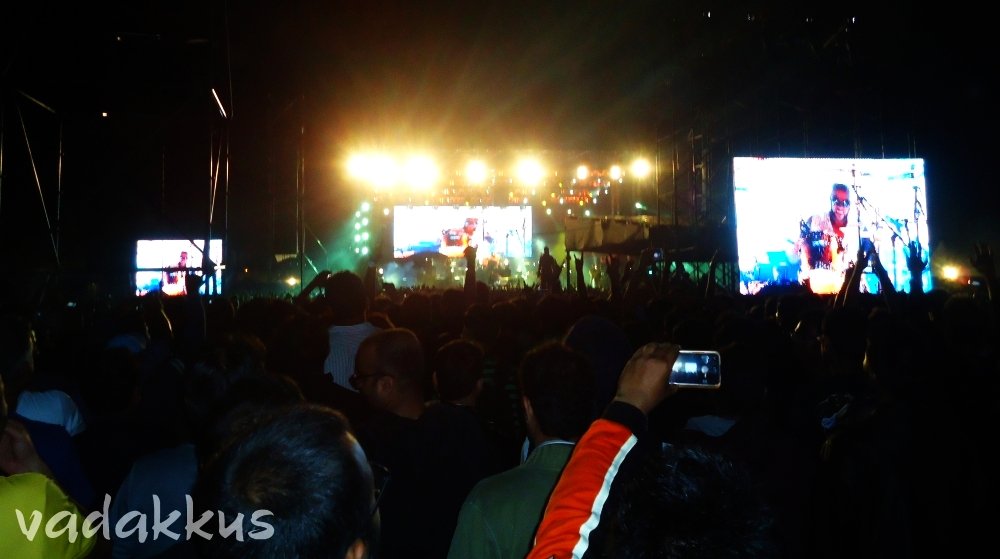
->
[563,314,633,415]
[606,444,776,558]
[462,303,498,345]
[266,312,330,379]
[196,372,305,465]
[324,270,368,321]
[518,341,596,440]
[196,404,375,558]
[434,339,485,401]
[0,313,33,393]
[357,328,425,390]
[831,183,850,202]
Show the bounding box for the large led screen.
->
[732,157,931,295]
[393,206,533,259]
[135,239,224,296]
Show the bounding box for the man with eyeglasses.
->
[349,327,431,559]
[797,183,858,294]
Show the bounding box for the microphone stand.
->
[912,185,924,250]
[891,229,900,289]
[850,183,905,292]
[851,167,862,256]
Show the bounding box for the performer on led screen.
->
[162,250,189,296]
[440,217,478,257]
[796,183,859,294]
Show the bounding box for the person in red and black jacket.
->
[527,342,776,559]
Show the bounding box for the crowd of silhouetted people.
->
[1,241,997,558]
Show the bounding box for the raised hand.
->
[870,247,885,273]
[614,342,681,415]
[310,270,332,287]
[295,270,332,302]
[971,243,996,278]
[604,254,621,276]
[839,260,858,290]
[574,253,585,275]
[869,246,895,294]
[906,241,928,275]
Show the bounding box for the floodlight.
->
[631,158,651,179]
[516,159,544,187]
[348,153,399,188]
[403,155,439,190]
[369,154,399,189]
[466,160,488,185]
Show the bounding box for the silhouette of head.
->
[433,338,485,402]
[324,270,368,323]
[197,403,378,559]
[353,328,426,413]
[519,340,596,441]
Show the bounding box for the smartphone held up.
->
[669,350,722,389]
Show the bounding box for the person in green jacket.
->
[448,340,596,559]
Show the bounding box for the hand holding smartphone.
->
[669,350,722,389]
[616,343,681,414]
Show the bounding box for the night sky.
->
[1,1,996,294]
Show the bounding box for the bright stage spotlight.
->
[466,160,488,185]
[403,155,439,190]
[576,165,589,181]
[516,158,544,187]
[348,153,400,189]
[346,154,369,180]
[609,165,623,181]
[941,265,960,281]
[369,154,399,189]
[630,158,651,179]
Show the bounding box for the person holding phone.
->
[527,343,774,559]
